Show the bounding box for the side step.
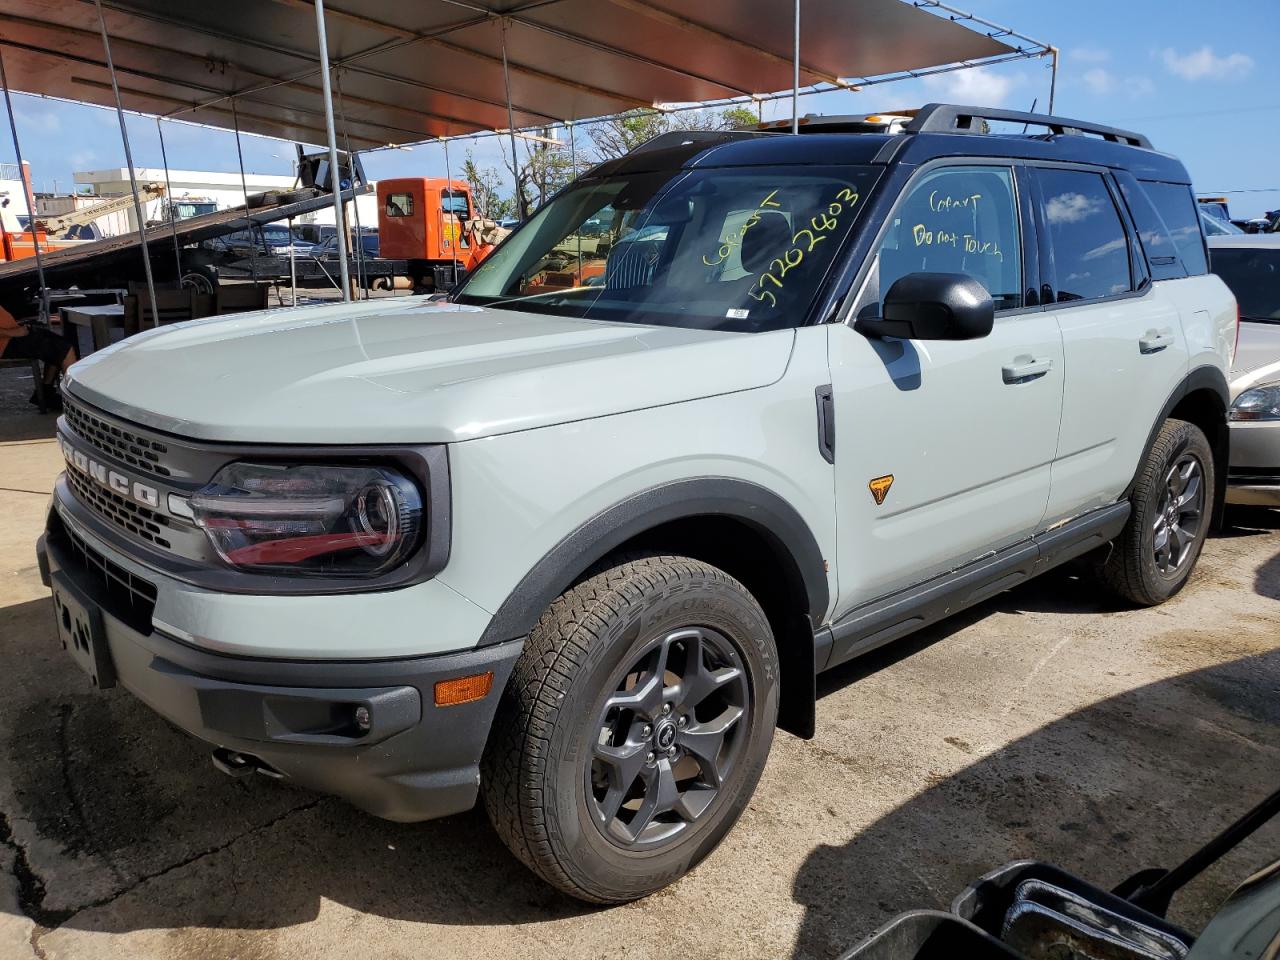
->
[815,503,1130,672]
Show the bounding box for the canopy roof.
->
[0,0,1046,150]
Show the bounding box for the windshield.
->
[454,165,880,332]
[1211,247,1280,322]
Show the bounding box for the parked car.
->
[1209,234,1280,506]
[1201,209,1244,236]
[39,103,1235,905]
[311,231,379,259]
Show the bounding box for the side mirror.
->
[855,272,995,341]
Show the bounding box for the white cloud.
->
[1072,47,1111,64]
[921,66,1020,107]
[15,109,61,135]
[1161,46,1254,81]
[1082,68,1114,95]
[1045,191,1101,225]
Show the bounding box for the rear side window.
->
[1141,181,1208,276]
[1210,247,1280,321]
[385,193,413,217]
[1117,175,1184,281]
[1038,169,1132,302]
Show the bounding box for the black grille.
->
[63,396,172,478]
[53,517,157,634]
[66,468,173,549]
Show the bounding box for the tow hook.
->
[211,747,285,780]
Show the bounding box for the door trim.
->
[815,501,1130,671]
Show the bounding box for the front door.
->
[828,162,1064,617]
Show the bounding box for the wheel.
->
[179,265,218,295]
[1098,418,1214,606]
[481,555,778,903]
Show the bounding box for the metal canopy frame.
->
[0,0,1052,151]
[0,0,1054,317]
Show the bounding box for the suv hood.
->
[66,299,793,443]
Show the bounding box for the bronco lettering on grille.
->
[60,437,161,509]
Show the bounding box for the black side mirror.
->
[855,272,995,341]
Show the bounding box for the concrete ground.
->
[0,365,1277,960]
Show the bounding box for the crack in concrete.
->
[2,796,328,953]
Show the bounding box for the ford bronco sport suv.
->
[38,104,1236,903]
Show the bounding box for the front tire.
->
[481,555,778,903]
[1098,418,1214,606]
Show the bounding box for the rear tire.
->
[1098,418,1214,606]
[481,555,778,903]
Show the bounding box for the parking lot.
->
[1,391,1276,960]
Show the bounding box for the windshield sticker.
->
[701,190,782,266]
[747,187,859,308]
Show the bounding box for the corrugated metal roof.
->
[0,0,1038,149]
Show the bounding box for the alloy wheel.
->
[586,626,750,848]
[1152,452,1205,575]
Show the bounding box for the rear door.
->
[1031,165,1189,523]
[828,161,1064,616]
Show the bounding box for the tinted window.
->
[1210,247,1280,321]
[385,193,413,217]
[1142,181,1208,275]
[873,165,1023,310]
[441,189,470,217]
[1039,169,1131,302]
[1117,176,1182,280]
[457,165,880,333]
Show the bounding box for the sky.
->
[1,0,1278,220]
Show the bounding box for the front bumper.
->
[1227,419,1280,507]
[38,512,522,823]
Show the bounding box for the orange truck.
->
[377,178,502,293]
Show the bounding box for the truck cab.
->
[377,177,491,292]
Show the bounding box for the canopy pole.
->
[0,49,48,322]
[792,0,801,134]
[230,101,262,288]
[155,117,183,286]
[93,0,158,327]
[500,19,522,218]
[334,72,367,300]
[441,136,459,289]
[568,121,581,269]
[313,0,351,302]
[1047,45,1059,114]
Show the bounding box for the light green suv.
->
[38,105,1237,903]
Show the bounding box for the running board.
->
[815,503,1130,672]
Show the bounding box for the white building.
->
[70,167,380,236]
[1,161,31,224]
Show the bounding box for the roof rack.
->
[905,103,1152,149]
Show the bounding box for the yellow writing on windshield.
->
[702,189,782,266]
[747,187,859,308]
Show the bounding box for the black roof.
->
[587,103,1191,184]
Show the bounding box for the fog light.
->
[434,672,494,707]
[354,705,372,732]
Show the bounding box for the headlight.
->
[190,462,424,577]
[1230,385,1280,422]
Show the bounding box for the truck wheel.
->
[1098,418,1214,606]
[180,265,218,295]
[481,555,778,903]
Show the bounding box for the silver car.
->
[1210,234,1280,506]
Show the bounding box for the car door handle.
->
[1139,329,1175,354]
[1002,356,1053,383]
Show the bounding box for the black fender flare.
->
[1125,364,1231,518]
[476,477,830,648]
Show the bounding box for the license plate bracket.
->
[51,571,116,689]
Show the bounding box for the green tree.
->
[586,106,761,160]
[462,151,513,221]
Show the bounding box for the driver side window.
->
[868,165,1023,314]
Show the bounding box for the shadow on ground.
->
[0,547,1276,950]
[793,640,1280,959]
